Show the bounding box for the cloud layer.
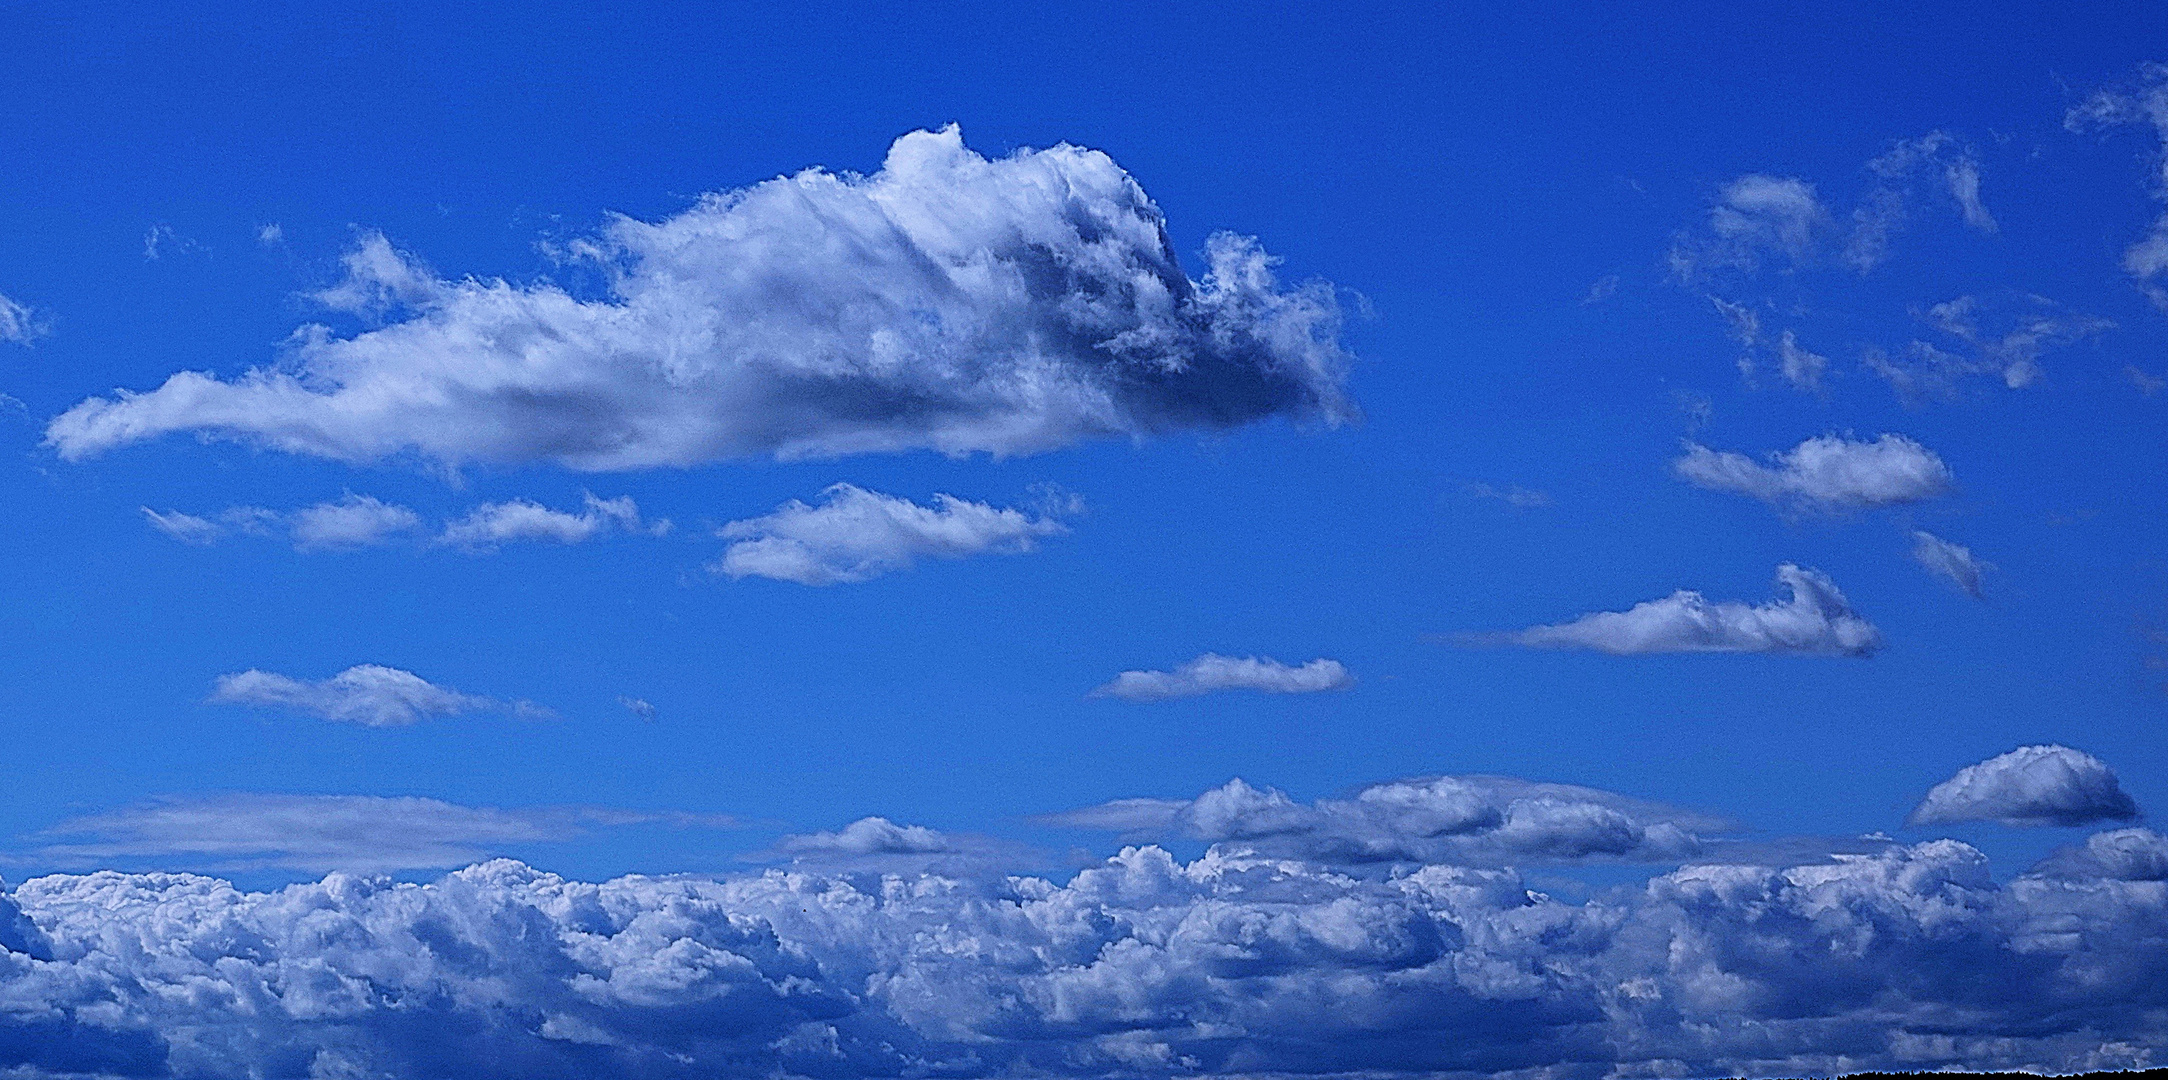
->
[47,126,1353,471]
[1502,563,1881,657]
[209,664,540,726]
[1672,433,1952,512]
[1909,745,2143,828]
[1,835,2164,1077]
[714,483,1065,585]
[1092,654,1353,702]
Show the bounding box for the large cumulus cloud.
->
[1,836,2165,1078]
[1908,745,2142,828]
[44,126,1353,471]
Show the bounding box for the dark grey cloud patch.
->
[1908,745,2141,828]
[1498,563,1881,657]
[47,126,1353,471]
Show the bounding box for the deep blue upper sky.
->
[0,0,2163,889]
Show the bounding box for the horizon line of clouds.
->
[1090,654,1354,702]
[209,664,553,727]
[143,491,667,551]
[44,125,1355,474]
[1484,563,1881,657]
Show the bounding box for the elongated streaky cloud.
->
[1503,563,1881,657]
[1092,654,1353,702]
[44,126,1352,471]
[1909,744,2141,828]
[139,507,222,545]
[286,493,420,549]
[209,664,542,726]
[1669,175,1830,279]
[1911,530,1987,597]
[29,793,735,873]
[1673,433,1952,511]
[714,483,1064,585]
[437,492,663,549]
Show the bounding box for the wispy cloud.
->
[1495,564,1881,657]
[143,493,660,553]
[714,483,1066,585]
[1092,654,1353,702]
[1672,433,1952,512]
[1466,482,1552,508]
[2068,63,2168,307]
[0,290,40,345]
[209,664,548,726]
[1910,530,1988,598]
[437,493,666,550]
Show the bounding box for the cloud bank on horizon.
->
[43,126,1353,472]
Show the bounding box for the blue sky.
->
[2,3,2167,1075]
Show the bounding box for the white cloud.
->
[1911,530,1988,598]
[2029,827,2168,880]
[618,696,656,721]
[1501,563,1881,657]
[437,492,664,549]
[1670,175,1830,279]
[1915,294,2112,390]
[0,291,39,345]
[1774,329,1828,393]
[2129,364,2166,395]
[1848,132,1997,271]
[47,126,1353,471]
[1091,654,1353,702]
[287,493,420,549]
[1908,745,2141,828]
[208,664,537,726]
[1581,274,1618,304]
[714,483,1065,585]
[255,223,282,245]
[139,507,221,545]
[2068,63,2168,307]
[778,817,956,856]
[3,834,2163,1076]
[1672,433,1952,512]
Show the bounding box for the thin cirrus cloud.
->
[1672,433,1953,512]
[2068,62,2168,308]
[1091,654,1354,702]
[24,793,737,873]
[0,290,39,344]
[1496,563,1881,658]
[143,493,659,552]
[45,126,1353,472]
[1911,530,1988,597]
[1907,745,2142,828]
[208,664,549,726]
[713,483,1066,585]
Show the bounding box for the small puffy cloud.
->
[139,507,221,545]
[778,817,956,856]
[618,696,656,721]
[1673,433,1952,512]
[1908,745,2141,828]
[1670,175,1830,279]
[208,664,541,726]
[438,493,664,550]
[28,793,732,873]
[0,291,40,345]
[714,483,1065,585]
[1500,563,1881,658]
[255,223,282,245]
[1774,329,1828,393]
[47,126,1352,471]
[1091,654,1353,702]
[2029,827,2168,881]
[1581,274,1618,304]
[1911,530,1988,598]
[287,493,420,549]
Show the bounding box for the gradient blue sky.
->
[1,0,2163,895]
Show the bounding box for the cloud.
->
[2129,364,2166,395]
[778,817,956,856]
[1908,745,2142,828]
[1911,530,1988,598]
[1672,433,1953,512]
[1913,294,2112,391]
[3,834,2165,1076]
[2069,63,2168,307]
[714,483,1065,585]
[1499,563,1881,657]
[437,493,665,549]
[255,223,282,245]
[208,664,544,726]
[1466,482,1552,508]
[2029,827,2168,881]
[138,507,221,545]
[618,696,656,721]
[287,493,420,549]
[0,291,39,345]
[25,793,734,874]
[1848,132,1997,271]
[1581,274,1618,304]
[47,126,1353,472]
[1670,175,1830,279]
[1091,654,1354,702]
[1773,329,1828,393]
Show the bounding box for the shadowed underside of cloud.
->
[1091,654,1353,702]
[1,834,2164,1078]
[713,483,1065,584]
[1672,433,1952,512]
[1498,563,1881,657]
[45,126,1353,472]
[1909,745,2142,828]
[209,664,545,726]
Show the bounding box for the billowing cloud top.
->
[1501,563,1881,657]
[1673,433,1953,512]
[44,126,1354,471]
[1908,744,2142,828]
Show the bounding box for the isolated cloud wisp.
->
[0,291,38,345]
[46,126,1353,471]
[714,483,1065,585]
[1908,744,2142,828]
[2069,62,2168,307]
[1911,530,1988,597]
[1673,433,1952,512]
[1500,564,1881,657]
[208,664,540,726]
[1092,654,1353,702]
[437,493,663,549]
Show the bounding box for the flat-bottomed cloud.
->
[1908,744,2142,827]
[1091,654,1353,702]
[713,483,1065,585]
